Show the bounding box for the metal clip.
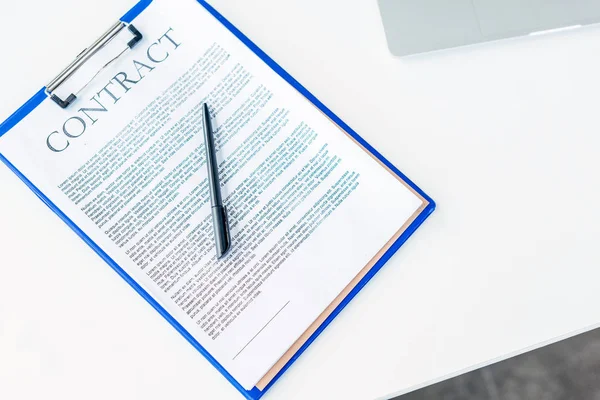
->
[46,22,143,109]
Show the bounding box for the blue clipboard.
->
[0,0,436,398]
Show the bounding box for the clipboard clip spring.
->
[46,22,143,109]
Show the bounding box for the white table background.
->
[2,1,600,399]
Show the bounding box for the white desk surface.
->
[2,1,600,399]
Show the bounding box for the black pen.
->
[202,103,231,259]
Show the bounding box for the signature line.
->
[232,301,291,361]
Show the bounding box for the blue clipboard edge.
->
[0,1,436,399]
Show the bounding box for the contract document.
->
[0,0,433,395]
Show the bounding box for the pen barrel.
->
[212,205,231,258]
[202,104,222,207]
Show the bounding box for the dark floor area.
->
[394,328,600,400]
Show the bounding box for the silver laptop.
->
[378,0,600,56]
